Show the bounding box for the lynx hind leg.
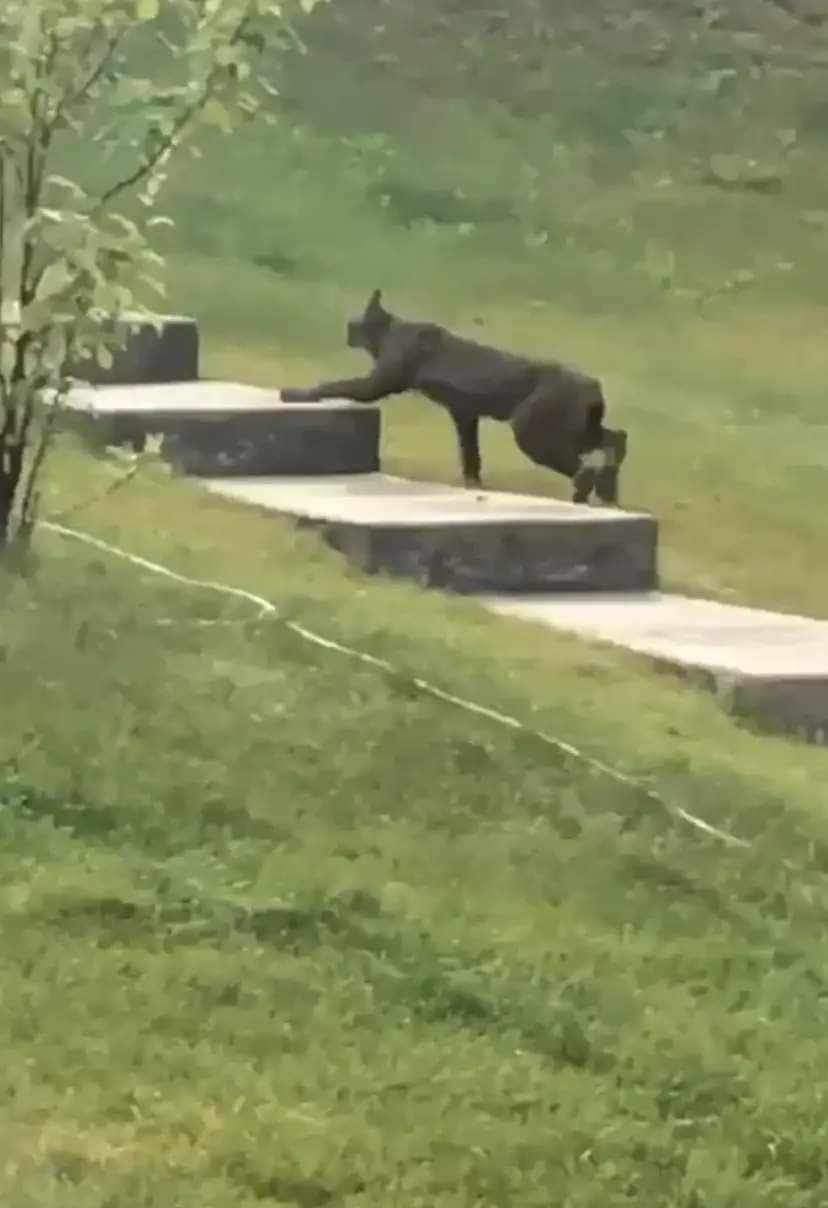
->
[572,448,603,504]
[594,429,628,506]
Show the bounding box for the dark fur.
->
[281,290,628,504]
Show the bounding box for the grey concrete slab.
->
[66,382,361,415]
[63,382,380,476]
[483,591,828,742]
[201,473,658,593]
[71,314,199,385]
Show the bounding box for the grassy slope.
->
[6,5,828,1203]
[1,443,828,1204]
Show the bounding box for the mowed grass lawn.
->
[2,441,828,1204]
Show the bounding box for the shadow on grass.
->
[2,769,287,850]
[31,875,605,1070]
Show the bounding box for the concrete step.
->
[483,591,828,742]
[64,381,380,476]
[201,472,658,594]
[71,313,200,385]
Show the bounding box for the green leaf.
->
[135,0,160,19]
[45,176,86,200]
[112,77,154,106]
[202,98,234,134]
[138,273,167,297]
[35,260,75,303]
[214,45,237,67]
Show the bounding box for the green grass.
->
[2,441,828,1204]
[9,6,828,1200]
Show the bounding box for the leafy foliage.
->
[0,0,323,551]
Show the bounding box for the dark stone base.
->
[201,474,658,594]
[300,514,657,594]
[160,409,380,477]
[72,315,199,385]
[665,661,828,746]
[62,384,381,477]
[731,677,828,745]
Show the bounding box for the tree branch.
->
[96,8,254,210]
[16,362,69,536]
[51,29,125,132]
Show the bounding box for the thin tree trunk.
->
[0,145,42,553]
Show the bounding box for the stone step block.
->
[63,382,380,476]
[484,591,828,743]
[72,314,199,385]
[201,472,658,593]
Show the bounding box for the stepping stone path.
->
[62,314,828,744]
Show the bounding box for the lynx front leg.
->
[281,375,388,404]
[452,413,483,489]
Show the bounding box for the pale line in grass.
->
[42,520,277,618]
[39,520,750,850]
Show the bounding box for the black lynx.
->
[281,290,628,504]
